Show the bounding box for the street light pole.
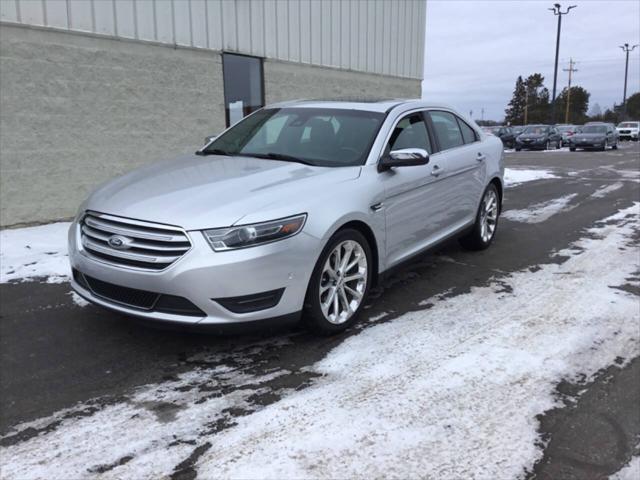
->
[620,43,639,120]
[549,3,577,124]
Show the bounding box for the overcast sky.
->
[422,0,640,121]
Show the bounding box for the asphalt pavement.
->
[1,142,639,478]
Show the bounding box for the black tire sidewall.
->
[303,229,373,334]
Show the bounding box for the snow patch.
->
[69,291,89,307]
[591,182,624,198]
[0,222,71,283]
[504,168,559,187]
[2,205,638,480]
[610,456,640,480]
[502,194,578,223]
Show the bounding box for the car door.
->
[380,111,450,267]
[427,110,486,223]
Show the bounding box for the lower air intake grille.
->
[73,269,205,316]
[84,274,159,310]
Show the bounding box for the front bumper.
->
[68,220,320,325]
[516,139,546,149]
[618,131,638,140]
[569,140,605,149]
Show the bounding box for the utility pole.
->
[620,43,639,120]
[563,58,578,124]
[548,4,577,124]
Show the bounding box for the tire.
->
[612,142,618,150]
[570,147,576,152]
[303,229,373,335]
[515,147,521,152]
[459,184,500,251]
[601,140,608,151]
[556,140,562,149]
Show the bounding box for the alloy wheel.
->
[319,240,368,324]
[480,189,499,243]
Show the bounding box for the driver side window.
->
[386,113,432,154]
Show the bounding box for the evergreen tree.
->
[625,92,640,119]
[504,76,526,125]
[555,86,590,124]
[523,74,550,124]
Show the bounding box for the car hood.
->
[85,154,361,230]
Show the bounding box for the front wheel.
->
[601,140,608,151]
[303,229,372,335]
[612,142,618,150]
[459,184,500,251]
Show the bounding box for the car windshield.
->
[522,126,547,135]
[619,122,638,128]
[202,108,385,167]
[581,125,607,134]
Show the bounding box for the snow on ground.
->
[610,455,640,480]
[502,194,578,224]
[504,168,559,187]
[0,222,71,283]
[591,182,625,199]
[2,204,638,480]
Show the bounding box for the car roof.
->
[265,98,458,113]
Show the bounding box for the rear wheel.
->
[303,229,372,335]
[460,184,500,251]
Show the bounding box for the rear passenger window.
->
[457,118,478,144]
[386,113,432,154]
[429,111,464,150]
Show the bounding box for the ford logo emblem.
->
[108,235,131,250]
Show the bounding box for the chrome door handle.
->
[477,153,486,162]
[431,165,443,177]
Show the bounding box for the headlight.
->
[202,214,306,251]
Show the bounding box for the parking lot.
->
[1,143,639,479]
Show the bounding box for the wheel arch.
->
[489,176,503,213]
[335,220,381,286]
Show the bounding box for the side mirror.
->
[378,148,429,172]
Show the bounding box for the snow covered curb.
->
[0,222,71,284]
[2,204,638,480]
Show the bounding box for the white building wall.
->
[0,0,426,79]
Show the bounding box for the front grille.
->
[80,212,191,270]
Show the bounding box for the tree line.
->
[504,73,639,125]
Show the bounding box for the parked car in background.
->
[488,126,516,149]
[555,125,578,147]
[68,99,504,334]
[568,123,618,151]
[511,126,525,136]
[515,125,562,151]
[616,121,639,141]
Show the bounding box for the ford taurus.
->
[69,100,504,334]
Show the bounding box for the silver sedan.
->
[68,99,504,334]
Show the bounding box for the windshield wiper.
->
[196,148,233,156]
[241,152,314,165]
